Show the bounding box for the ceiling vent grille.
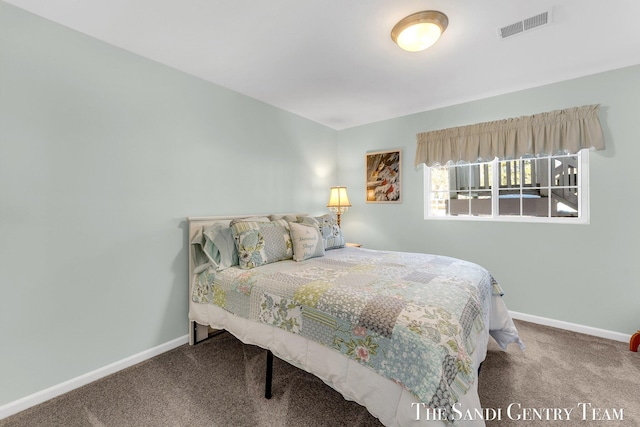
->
[498,10,552,39]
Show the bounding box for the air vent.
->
[497,9,552,39]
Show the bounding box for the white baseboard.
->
[509,311,632,343]
[0,334,189,421]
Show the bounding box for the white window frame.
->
[423,150,590,224]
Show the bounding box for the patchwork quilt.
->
[192,247,502,418]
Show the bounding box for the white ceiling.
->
[5,0,640,130]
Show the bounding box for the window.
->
[424,150,589,223]
[416,105,603,223]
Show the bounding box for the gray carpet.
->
[1,320,638,426]
[480,321,639,427]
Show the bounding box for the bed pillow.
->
[200,217,271,271]
[229,216,270,227]
[190,227,214,274]
[298,214,345,250]
[202,221,238,271]
[269,214,300,222]
[231,221,293,269]
[289,222,325,261]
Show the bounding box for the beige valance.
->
[414,104,605,167]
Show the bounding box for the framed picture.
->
[366,150,401,203]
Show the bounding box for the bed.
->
[187,213,523,426]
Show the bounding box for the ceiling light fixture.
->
[391,10,448,52]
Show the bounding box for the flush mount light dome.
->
[391,10,448,52]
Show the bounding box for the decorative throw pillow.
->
[190,227,213,274]
[269,214,300,222]
[231,221,293,269]
[298,214,345,250]
[202,222,238,271]
[229,216,270,227]
[289,222,325,261]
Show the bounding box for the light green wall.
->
[337,65,640,337]
[0,3,337,406]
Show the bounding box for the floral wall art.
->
[365,150,401,203]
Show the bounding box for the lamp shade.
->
[327,186,351,208]
[391,10,448,52]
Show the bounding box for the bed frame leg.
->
[189,321,197,345]
[190,321,225,345]
[630,331,640,352]
[265,350,274,399]
[191,321,209,345]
